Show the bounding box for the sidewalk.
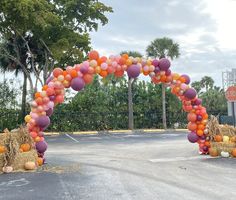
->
[44,129,188,136]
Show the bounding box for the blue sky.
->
[90,0,236,86]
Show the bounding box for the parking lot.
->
[0,132,235,200]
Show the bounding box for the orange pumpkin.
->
[232,148,236,157]
[214,135,223,142]
[20,143,31,152]
[0,145,6,153]
[37,157,44,166]
[209,148,218,157]
[230,136,236,143]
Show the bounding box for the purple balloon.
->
[184,88,197,100]
[152,59,159,67]
[154,67,160,73]
[46,108,53,117]
[187,132,199,143]
[71,77,85,91]
[203,146,208,152]
[36,116,50,129]
[197,115,203,121]
[166,69,172,76]
[80,66,89,74]
[46,76,53,84]
[127,64,140,78]
[49,95,56,101]
[181,74,191,84]
[159,58,171,71]
[36,141,48,153]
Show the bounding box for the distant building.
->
[222,68,236,91]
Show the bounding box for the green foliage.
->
[146,37,180,59]
[120,51,143,58]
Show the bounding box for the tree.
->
[200,76,214,92]
[146,37,180,129]
[120,51,143,130]
[0,0,112,120]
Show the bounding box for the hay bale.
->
[211,142,236,154]
[0,127,38,173]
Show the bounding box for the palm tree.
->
[146,37,180,129]
[120,51,143,130]
[200,76,214,92]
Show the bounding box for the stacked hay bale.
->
[207,116,236,157]
[0,127,39,173]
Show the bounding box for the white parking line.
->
[65,134,79,143]
[149,155,213,163]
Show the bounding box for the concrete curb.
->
[44,129,188,136]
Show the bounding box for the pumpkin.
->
[0,145,6,153]
[221,151,230,158]
[232,148,236,157]
[214,135,223,142]
[209,148,218,157]
[37,157,43,166]
[223,136,230,143]
[24,161,36,170]
[230,136,236,143]
[20,143,31,152]
[2,166,13,173]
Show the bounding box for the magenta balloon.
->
[49,95,56,101]
[184,88,197,100]
[46,108,53,117]
[35,116,50,129]
[36,141,48,153]
[152,59,159,67]
[159,58,171,71]
[181,74,191,84]
[187,132,199,143]
[195,98,202,105]
[71,77,85,91]
[127,64,140,78]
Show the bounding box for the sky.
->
[90,0,236,87]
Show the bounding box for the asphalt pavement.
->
[0,132,235,200]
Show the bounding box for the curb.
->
[44,129,188,136]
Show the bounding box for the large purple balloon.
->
[184,88,197,100]
[36,141,48,153]
[71,77,85,91]
[159,58,170,71]
[187,132,199,143]
[36,116,50,129]
[181,74,190,84]
[127,64,140,78]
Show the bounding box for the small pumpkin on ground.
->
[221,151,230,158]
[232,148,236,157]
[20,143,31,152]
[0,145,6,153]
[37,157,44,166]
[24,161,36,170]
[214,135,223,142]
[2,166,13,173]
[209,148,218,157]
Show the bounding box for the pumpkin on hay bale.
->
[0,127,39,173]
[207,116,236,158]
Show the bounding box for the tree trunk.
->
[21,72,27,122]
[128,77,134,130]
[162,83,167,129]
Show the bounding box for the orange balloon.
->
[63,71,68,76]
[35,92,41,98]
[196,130,204,136]
[187,113,197,122]
[114,70,124,77]
[143,71,150,76]
[83,74,94,84]
[187,122,197,131]
[179,76,186,83]
[121,54,129,59]
[197,124,205,130]
[119,57,126,65]
[42,85,48,91]
[99,70,108,78]
[53,68,63,78]
[70,69,78,78]
[34,136,41,142]
[35,97,43,105]
[88,50,99,61]
[97,56,107,66]
[160,75,167,82]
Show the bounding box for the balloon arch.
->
[24,50,209,162]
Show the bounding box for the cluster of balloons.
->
[24,50,209,162]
